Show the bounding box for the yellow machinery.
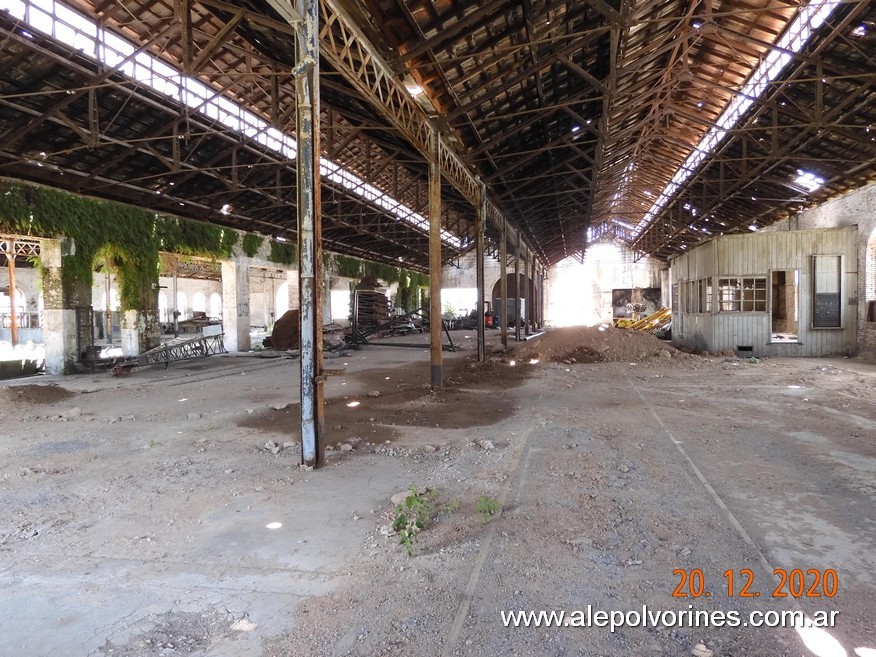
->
[614,307,671,332]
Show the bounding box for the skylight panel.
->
[630,0,840,239]
[0,0,461,247]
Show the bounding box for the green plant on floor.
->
[392,484,437,556]
[476,495,500,523]
[442,498,461,514]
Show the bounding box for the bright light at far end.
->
[749,224,758,231]
[855,649,876,656]
[509,360,516,367]
[266,522,282,529]
[346,401,360,407]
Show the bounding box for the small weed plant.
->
[393,484,437,556]
[443,498,461,514]
[477,495,500,523]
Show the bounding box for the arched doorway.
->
[490,273,533,327]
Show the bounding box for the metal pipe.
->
[476,184,486,362]
[500,218,507,349]
[7,240,18,347]
[429,136,442,389]
[296,0,324,468]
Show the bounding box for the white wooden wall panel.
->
[671,227,857,356]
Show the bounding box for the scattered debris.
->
[691,643,714,657]
[230,618,257,632]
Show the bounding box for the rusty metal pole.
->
[500,218,507,349]
[296,0,324,467]
[514,233,521,342]
[476,184,486,362]
[7,240,18,347]
[429,136,443,388]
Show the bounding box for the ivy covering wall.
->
[327,253,429,313]
[0,180,428,314]
[0,181,295,309]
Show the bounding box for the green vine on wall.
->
[0,181,240,310]
[0,180,429,313]
[242,233,264,258]
[269,239,297,266]
[326,253,428,312]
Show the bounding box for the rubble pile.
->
[515,326,675,363]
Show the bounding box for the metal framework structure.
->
[137,332,228,367]
[0,0,874,266]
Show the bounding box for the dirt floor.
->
[1,328,874,657]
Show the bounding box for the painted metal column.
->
[514,233,521,342]
[104,261,113,344]
[500,218,507,349]
[296,0,324,467]
[476,184,486,362]
[538,267,545,328]
[523,246,530,337]
[429,137,443,388]
[7,240,18,346]
[529,252,536,332]
[171,268,179,338]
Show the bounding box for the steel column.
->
[7,239,18,347]
[296,0,324,468]
[172,269,179,338]
[539,266,544,328]
[514,233,521,342]
[500,218,508,349]
[105,261,113,344]
[476,184,486,362]
[429,138,443,388]
[523,246,530,337]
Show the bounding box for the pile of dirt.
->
[0,384,75,405]
[265,308,300,350]
[514,326,675,363]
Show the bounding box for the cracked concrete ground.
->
[1,331,874,657]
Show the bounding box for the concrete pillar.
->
[40,239,77,375]
[120,309,160,357]
[222,258,251,352]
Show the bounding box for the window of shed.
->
[742,278,767,311]
[718,277,766,312]
[718,278,741,312]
